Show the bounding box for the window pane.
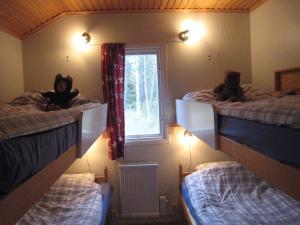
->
[124,53,160,137]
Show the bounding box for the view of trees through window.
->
[124,53,161,137]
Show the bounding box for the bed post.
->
[179,164,192,190]
[179,164,183,190]
[104,167,108,183]
[95,167,109,184]
[179,164,194,225]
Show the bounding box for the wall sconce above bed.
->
[178,30,189,42]
[183,129,194,171]
[81,32,91,44]
[73,32,91,51]
[179,20,205,45]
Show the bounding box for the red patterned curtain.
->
[101,43,125,160]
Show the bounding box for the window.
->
[124,47,164,141]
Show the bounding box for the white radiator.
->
[119,163,159,218]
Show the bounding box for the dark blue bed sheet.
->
[0,122,78,194]
[218,115,300,167]
[181,182,202,225]
[99,183,112,225]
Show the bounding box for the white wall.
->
[66,127,231,217]
[23,12,252,100]
[0,31,24,103]
[22,12,251,217]
[250,0,300,91]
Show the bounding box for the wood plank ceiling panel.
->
[0,0,267,39]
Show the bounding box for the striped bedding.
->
[184,161,300,225]
[17,173,102,225]
[0,92,101,142]
[183,85,300,128]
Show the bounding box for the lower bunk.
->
[16,169,112,225]
[0,99,108,225]
[179,161,300,225]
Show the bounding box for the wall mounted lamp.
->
[184,129,192,138]
[81,32,91,44]
[73,32,91,51]
[178,29,189,42]
[184,129,193,171]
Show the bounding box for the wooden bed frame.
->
[176,67,300,202]
[179,164,194,225]
[0,103,108,225]
[275,67,300,91]
[95,167,109,184]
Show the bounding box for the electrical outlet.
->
[171,203,178,216]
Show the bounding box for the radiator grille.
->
[119,163,159,217]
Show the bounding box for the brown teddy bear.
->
[213,71,244,102]
[42,74,79,111]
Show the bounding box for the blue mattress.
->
[0,122,78,194]
[181,182,202,225]
[99,183,112,225]
[218,115,300,167]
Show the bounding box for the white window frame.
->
[124,45,166,144]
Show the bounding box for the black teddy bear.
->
[213,71,244,102]
[43,74,79,111]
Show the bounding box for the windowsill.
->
[125,138,169,146]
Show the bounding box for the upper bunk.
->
[176,67,300,201]
[0,91,108,225]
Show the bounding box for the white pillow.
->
[195,161,239,171]
[61,173,96,183]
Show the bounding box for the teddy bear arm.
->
[69,89,79,99]
[213,84,224,93]
[237,87,244,97]
[42,91,55,98]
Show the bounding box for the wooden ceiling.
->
[0,0,267,39]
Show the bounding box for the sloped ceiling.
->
[0,0,267,39]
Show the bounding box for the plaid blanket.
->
[17,173,102,225]
[183,85,300,128]
[0,92,101,142]
[184,161,300,225]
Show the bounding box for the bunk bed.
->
[176,67,300,201]
[16,168,112,225]
[0,92,108,225]
[179,162,300,225]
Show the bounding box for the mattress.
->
[0,122,78,194]
[183,86,300,128]
[218,115,300,167]
[17,173,112,225]
[181,161,300,225]
[182,182,202,225]
[99,183,113,225]
[182,198,197,225]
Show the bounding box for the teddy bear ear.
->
[66,76,73,81]
[235,72,241,77]
[65,76,73,92]
[55,74,63,81]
